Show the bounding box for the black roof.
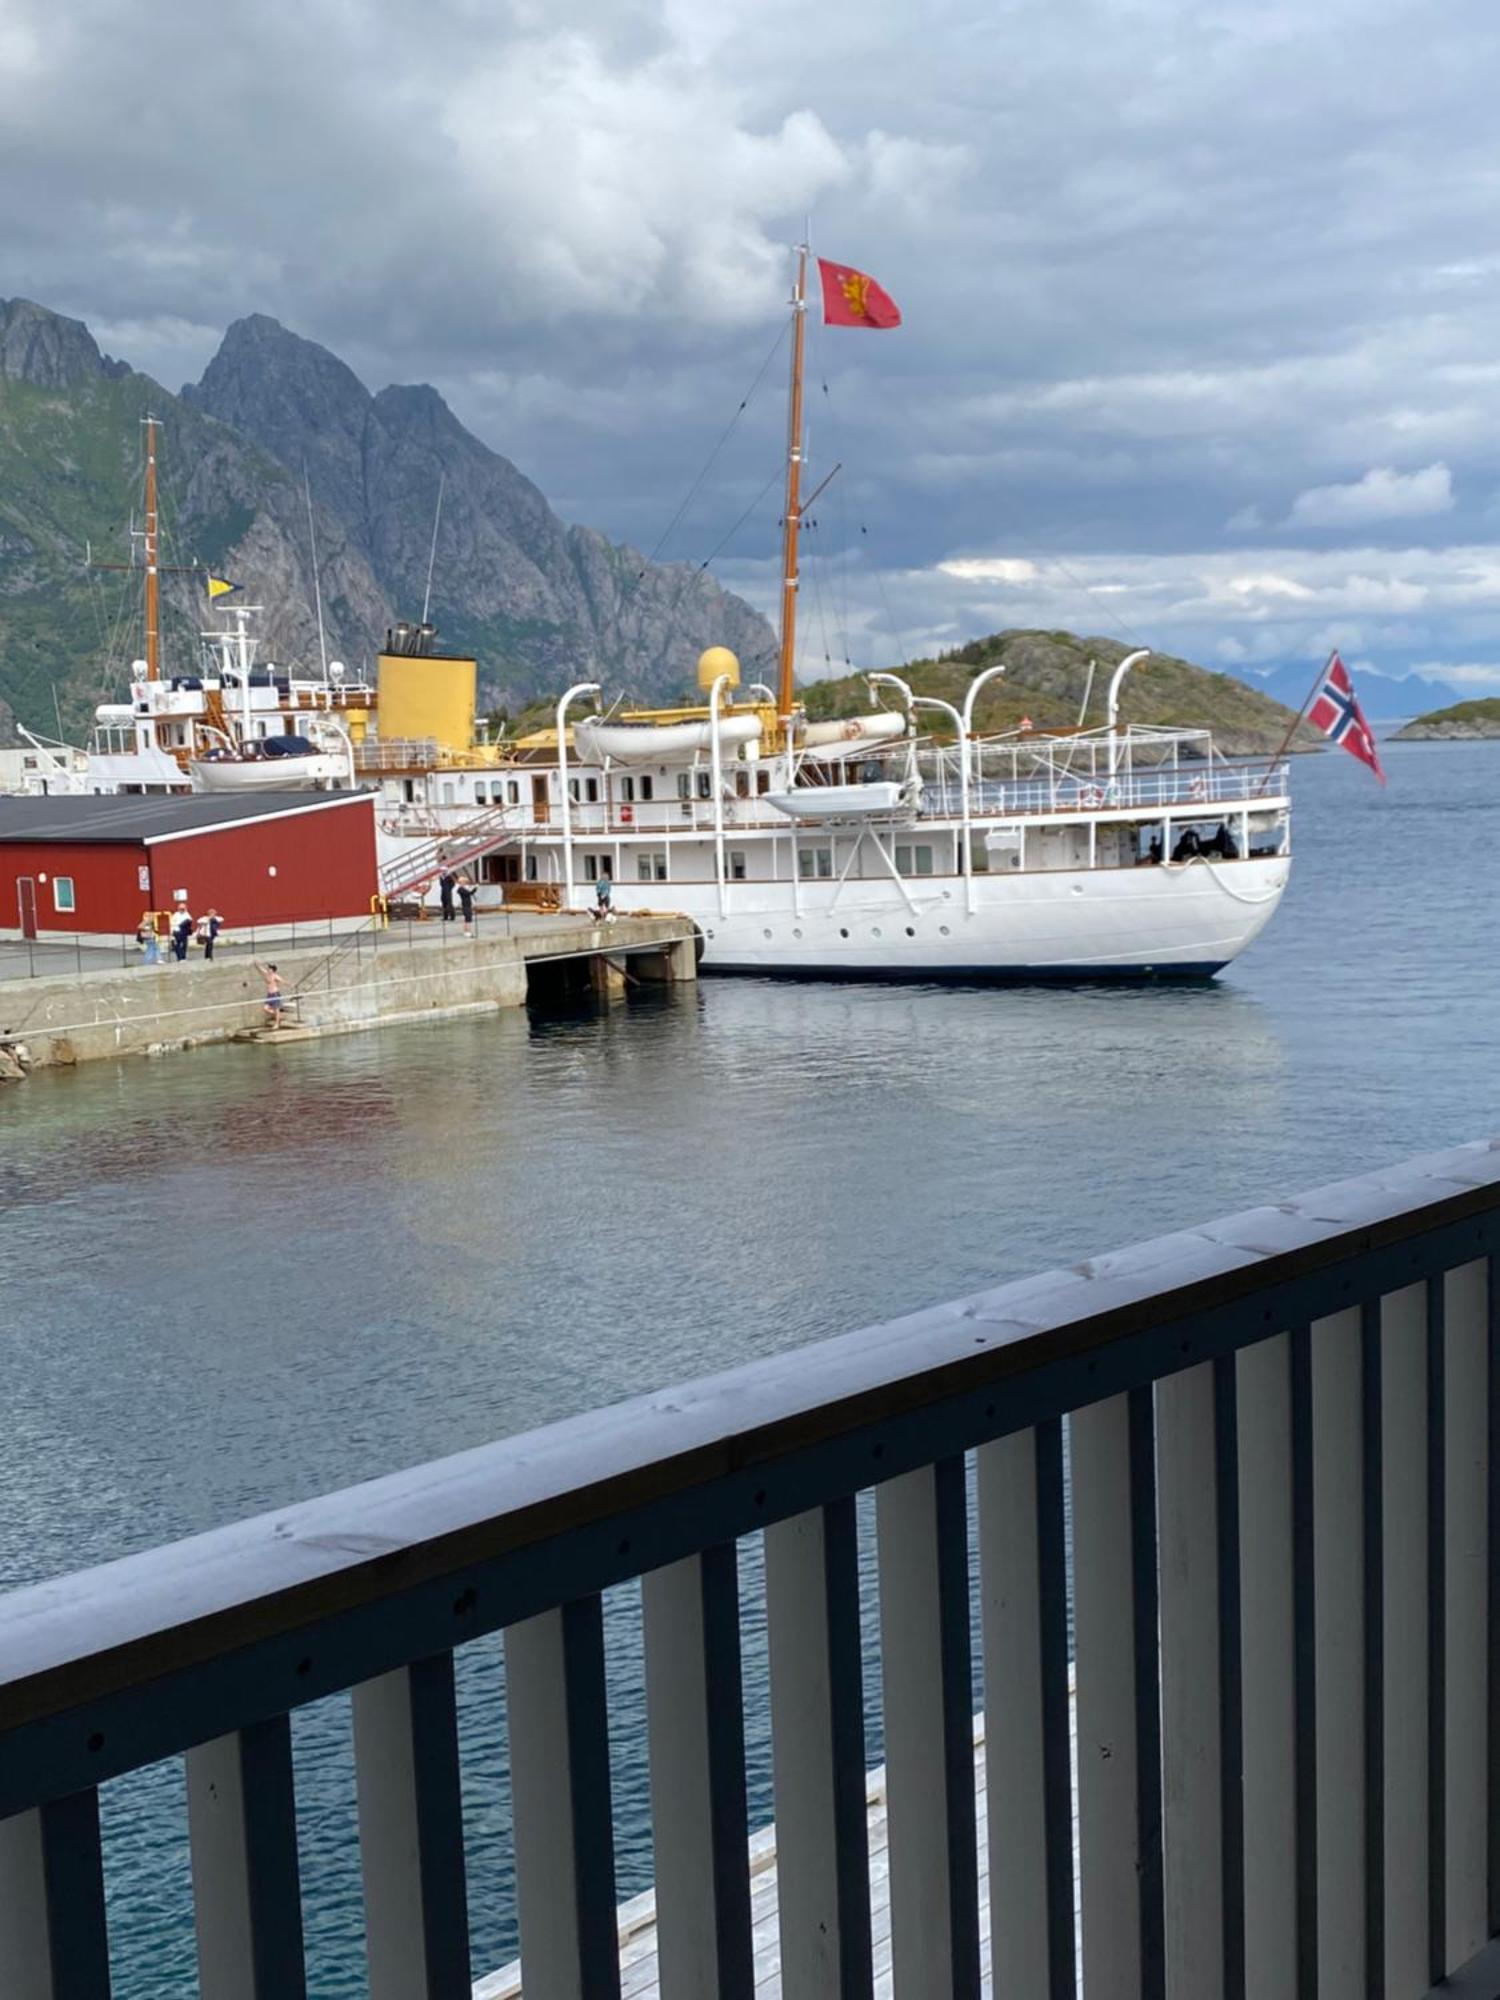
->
[0,792,374,845]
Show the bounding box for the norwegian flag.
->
[1308,651,1386,783]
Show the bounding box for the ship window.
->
[622,776,636,803]
[895,844,935,877]
[798,847,833,880]
[677,773,691,800]
[756,769,771,795]
[639,775,654,802]
[568,778,581,803]
[507,781,520,806]
[637,851,668,882]
[730,851,747,881]
[526,855,538,882]
[583,855,598,881]
[52,876,75,913]
[696,771,712,800]
[735,770,750,798]
[586,778,599,803]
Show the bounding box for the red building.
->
[0,793,379,937]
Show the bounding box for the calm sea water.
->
[2,739,1494,1991]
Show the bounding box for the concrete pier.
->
[0,913,696,1072]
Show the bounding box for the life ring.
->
[620,803,634,824]
[1080,784,1104,808]
[1189,775,1209,802]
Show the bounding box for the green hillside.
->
[803,628,1311,756]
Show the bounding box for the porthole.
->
[763,928,773,939]
[872,928,882,938]
[905,927,915,938]
[793,928,803,940]
[940,924,950,936]
[839,927,849,939]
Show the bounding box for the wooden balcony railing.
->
[3,1142,1499,1997]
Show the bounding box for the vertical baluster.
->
[1236,1334,1295,2000]
[1212,1355,1245,2000]
[186,1715,307,2000]
[1156,1363,1224,2000]
[642,1546,753,2000]
[1072,1388,1164,2000]
[876,1456,981,2000]
[1444,1259,1489,1967]
[1380,1283,1429,1995]
[505,1596,620,2000]
[978,1420,1075,1999]
[0,1792,111,1999]
[763,1499,873,2000]
[1310,1307,1367,2000]
[352,1652,470,2000]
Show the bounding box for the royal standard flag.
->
[205,573,242,601]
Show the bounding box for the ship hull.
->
[646,854,1289,980]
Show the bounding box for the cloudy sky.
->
[7,0,1500,691]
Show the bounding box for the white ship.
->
[361,246,1291,980]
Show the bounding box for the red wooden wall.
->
[2,799,378,935]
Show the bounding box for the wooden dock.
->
[474,1711,1081,1998]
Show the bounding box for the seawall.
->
[0,916,696,1073]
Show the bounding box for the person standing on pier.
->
[438,865,457,922]
[456,871,475,937]
[171,901,194,962]
[197,909,224,960]
[254,962,284,1029]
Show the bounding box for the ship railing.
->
[917,760,1291,821]
[2,1142,1499,1998]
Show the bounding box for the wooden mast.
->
[776,245,809,727]
[143,415,161,682]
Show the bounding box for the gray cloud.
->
[7,0,1500,684]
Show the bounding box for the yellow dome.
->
[696,646,741,692]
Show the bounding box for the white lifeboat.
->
[765,781,907,820]
[574,714,762,766]
[798,712,907,760]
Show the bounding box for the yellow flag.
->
[205,574,240,600]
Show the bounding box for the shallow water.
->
[2,737,1493,1989]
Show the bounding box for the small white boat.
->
[765,782,908,820]
[799,713,907,758]
[574,714,762,765]
[189,746,350,792]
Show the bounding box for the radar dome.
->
[696,646,741,692]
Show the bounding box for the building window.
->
[798,847,833,880]
[53,876,75,913]
[729,851,747,881]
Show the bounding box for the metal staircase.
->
[378,804,519,901]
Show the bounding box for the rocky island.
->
[1392,699,1500,741]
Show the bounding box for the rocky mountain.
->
[184,314,774,707]
[804,628,1313,757]
[0,297,774,737]
[0,298,393,736]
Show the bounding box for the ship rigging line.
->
[631,319,790,585]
